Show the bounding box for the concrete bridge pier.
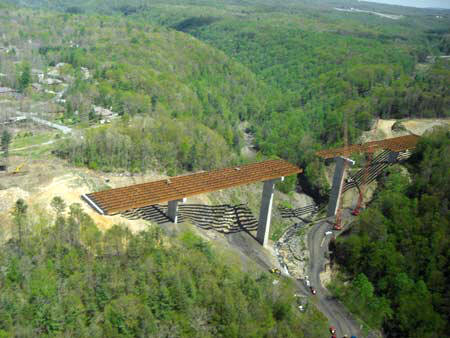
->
[168,198,186,224]
[327,157,354,217]
[257,177,284,247]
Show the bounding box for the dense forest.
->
[333,129,450,337]
[0,198,327,337]
[57,116,236,174]
[0,5,265,146]
[1,0,449,196]
[172,2,449,195]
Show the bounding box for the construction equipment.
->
[270,268,281,276]
[351,121,378,216]
[13,163,25,174]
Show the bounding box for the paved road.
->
[28,116,72,134]
[307,209,362,337]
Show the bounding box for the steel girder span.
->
[82,159,302,247]
[316,135,420,218]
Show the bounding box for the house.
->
[93,105,116,118]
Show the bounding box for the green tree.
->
[18,62,31,92]
[1,130,11,159]
[335,130,449,335]
[51,196,66,216]
[11,198,28,250]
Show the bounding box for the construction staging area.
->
[83,159,302,246]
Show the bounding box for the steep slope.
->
[0,7,268,150]
[2,0,449,195]
[334,129,450,336]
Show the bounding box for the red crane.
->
[316,134,420,229]
[351,151,373,216]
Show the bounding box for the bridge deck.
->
[316,135,420,159]
[83,159,302,215]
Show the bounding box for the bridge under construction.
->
[83,159,302,247]
[316,134,420,218]
[82,135,420,247]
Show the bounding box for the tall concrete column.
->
[257,177,283,247]
[327,157,354,217]
[167,198,186,224]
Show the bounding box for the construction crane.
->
[316,134,421,229]
[351,152,373,216]
[352,120,378,216]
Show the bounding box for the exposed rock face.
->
[275,191,317,279]
[293,192,314,209]
[275,222,310,279]
[0,87,15,94]
[47,68,60,78]
[81,67,90,79]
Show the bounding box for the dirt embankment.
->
[0,157,164,233]
[361,118,450,142]
[0,155,302,245]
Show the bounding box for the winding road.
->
[306,209,362,337]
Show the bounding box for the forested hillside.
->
[167,1,449,194]
[0,5,268,171]
[333,129,450,337]
[1,0,448,195]
[57,116,235,174]
[0,199,327,336]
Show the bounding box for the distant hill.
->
[0,7,269,147]
[2,0,448,194]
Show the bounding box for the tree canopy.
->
[0,199,327,337]
[335,129,450,337]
